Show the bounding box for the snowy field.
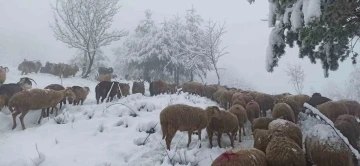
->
[0,66,336,166]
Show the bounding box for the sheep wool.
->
[316,101,349,122]
[211,148,268,166]
[252,117,274,131]
[266,135,306,166]
[229,105,248,141]
[271,103,295,123]
[268,119,302,148]
[253,129,272,153]
[246,100,260,123]
[305,124,354,166]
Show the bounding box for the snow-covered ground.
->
[0,67,257,166]
[0,66,352,166]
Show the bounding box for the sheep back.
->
[246,100,260,123]
[211,148,268,166]
[252,117,274,131]
[253,129,272,153]
[149,80,167,96]
[305,124,354,166]
[272,103,295,123]
[255,93,275,116]
[229,105,248,127]
[275,97,300,122]
[232,98,246,108]
[289,94,310,112]
[334,114,360,151]
[207,111,239,134]
[182,82,204,96]
[317,101,349,122]
[268,119,302,148]
[337,100,360,117]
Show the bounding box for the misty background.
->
[0,0,357,94]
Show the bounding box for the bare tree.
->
[50,0,128,78]
[196,19,228,85]
[284,63,305,94]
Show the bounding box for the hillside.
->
[0,67,337,166]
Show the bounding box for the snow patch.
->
[302,0,322,25]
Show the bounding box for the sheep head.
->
[205,106,221,120]
[64,87,76,99]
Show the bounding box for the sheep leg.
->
[207,128,214,148]
[54,107,59,116]
[238,126,242,142]
[81,100,84,105]
[11,111,21,130]
[187,130,193,148]
[165,131,175,151]
[19,109,30,130]
[217,132,222,148]
[38,110,44,124]
[243,126,246,136]
[227,133,234,148]
[197,129,202,148]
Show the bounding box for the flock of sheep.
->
[157,81,360,166]
[0,61,359,166]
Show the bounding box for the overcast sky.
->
[0,0,357,95]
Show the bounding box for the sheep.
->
[251,117,274,131]
[246,100,260,123]
[18,59,38,75]
[305,124,354,166]
[42,84,66,118]
[167,83,177,94]
[150,80,168,96]
[232,98,246,108]
[316,101,349,122]
[272,93,291,102]
[204,85,217,100]
[98,67,113,75]
[211,148,268,166]
[255,93,275,117]
[62,64,79,77]
[160,104,220,150]
[268,119,302,148]
[8,88,76,130]
[274,97,300,123]
[95,81,121,104]
[207,110,239,148]
[40,62,55,74]
[119,83,130,97]
[50,63,65,77]
[337,99,360,117]
[334,114,360,151]
[0,84,24,109]
[288,94,310,112]
[229,105,248,141]
[68,86,90,105]
[266,134,306,166]
[253,129,272,153]
[213,87,226,103]
[306,92,331,108]
[96,73,112,82]
[18,77,37,90]
[271,103,295,123]
[181,82,204,96]
[0,66,9,84]
[232,92,243,102]
[132,81,145,95]
[219,90,234,109]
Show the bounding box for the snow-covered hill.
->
[0,68,257,166]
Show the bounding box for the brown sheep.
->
[337,99,360,117]
[18,59,38,75]
[204,85,217,100]
[255,93,275,117]
[149,80,168,96]
[8,88,76,130]
[252,117,274,131]
[95,81,121,104]
[232,92,243,102]
[42,84,66,118]
[132,81,145,95]
[96,73,112,82]
[316,101,349,122]
[50,63,65,76]
[0,66,9,84]
[160,104,220,150]
[289,94,310,112]
[334,114,360,151]
[213,87,226,103]
[229,105,248,141]
[305,124,354,166]
[253,129,272,153]
[266,135,306,166]
[167,83,177,94]
[246,100,260,123]
[307,92,332,108]
[272,93,291,102]
[275,97,300,123]
[272,103,295,123]
[181,82,204,96]
[268,119,302,148]
[68,86,90,105]
[232,98,246,108]
[211,148,268,166]
[62,64,79,77]
[219,90,234,109]
[119,83,130,97]
[206,110,239,148]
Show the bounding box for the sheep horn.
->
[28,78,37,85]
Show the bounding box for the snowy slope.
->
[0,67,256,166]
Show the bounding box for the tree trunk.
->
[82,52,95,78]
[190,71,194,82]
[215,67,220,85]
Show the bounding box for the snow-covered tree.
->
[195,19,228,85]
[248,0,360,78]
[284,62,305,94]
[345,67,360,101]
[69,49,110,77]
[50,0,128,78]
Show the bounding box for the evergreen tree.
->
[248,0,360,77]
